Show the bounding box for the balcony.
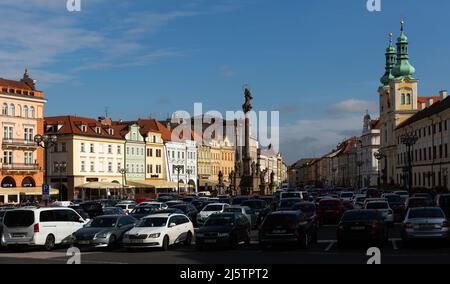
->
[2,139,38,150]
[2,163,41,173]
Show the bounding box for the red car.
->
[318,198,346,225]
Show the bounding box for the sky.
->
[1,0,450,164]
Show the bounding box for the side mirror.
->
[169,223,176,228]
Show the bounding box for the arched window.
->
[29,106,35,118]
[2,103,7,115]
[23,105,29,118]
[406,93,411,105]
[9,104,15,116]
[401,94,406,105]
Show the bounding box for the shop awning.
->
[77,182,127,189]
[128,180,194,189]
[0,187,59,196]
[198,179,219,187]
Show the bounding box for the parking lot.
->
[2,224,450,264]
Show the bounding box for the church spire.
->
[380,32,397,86]
[392,19,416,80]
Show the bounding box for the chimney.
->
[100,117,112,126]
[440,90,448,100]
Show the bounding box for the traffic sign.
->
[42,184,50,200]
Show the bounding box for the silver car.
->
[224,206,257,229]
[401,207,450,242]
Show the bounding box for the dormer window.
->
[80,125,87,132]
[108,128,114,135]
[95,127,101,134]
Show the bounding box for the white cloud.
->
[327,99,377,116]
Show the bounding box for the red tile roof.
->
[417,96,440,110]
[137,119,173,142]
[45,116,124,140]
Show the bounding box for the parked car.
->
[171,204,199,224]
[136,201,168,210]
[352,195,367,209]
[224,206,257,229]
[191,200,206,211]
[366,188,382,198]
[0,210,7,246]
[197,203,230,226]
[129,206,160,220]
[241,199,271,226]
[122,213,194,250]
[103,207,126,216]
[337,210,388,247]
[401,207,449,244]
[72,215,136,249]
[259,211,317,249]
[413,193,434,206]
[79,202,104,219]
[436,194,450,218]
[195,213,251,250]
[231,196,252,205]
[317,198,346,224]
[291,202,318,228]
[364,201,394,226]
[339,192,354,202]
[115,203,136,215]
[280,191,306,201]
[2,207,86,251]
[394,190,410,203]
[382,193,405,220]
[278,198,303,211]
[69,207,90,221]
[217,195,232,205]
[406,197,430,211]
[165,200,185,207]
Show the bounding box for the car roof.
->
[94,214,123,218]
[143,213,183,218]
[205,203,228,206]
[269,210,300,216]
[319,198,341,201]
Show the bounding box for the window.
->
[81,161,86,172]
[131,147,135,155]
[2,103,7,115]
[108,145,112,154]
[23,105,28,118]
[401,94,406,105]
[24,152,33,164]
[117,162,121,172]
[156,149,161,157]
[3,126,13,140]
[9,104,15,116]
[61,142,66,152]
[153,136,156,143]
[90,144,95,153]
[90,161,95,172]
[117,146,121,155]
[405,93,411,104]
[29,106,35,118]
[95,127,101,134]
[24,128,33,141]
[126,147,130,155]
[3,151,12,164]
[81,125,87,132]
[108,162,113,173]
[81,143,85,152]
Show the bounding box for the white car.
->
[364,201,394,225]
[137,201,168,210]
[197,203,230,225]
[339,192,354,202]
[1,207,86,251]
[280,191,305,201]
[122,213,194,250]
[51,201,74,207]
[116,203,136,215]
[224,205,257,228]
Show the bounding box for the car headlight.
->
[94,232,110,239]
[148,233,161,238]
[217,233,229,237]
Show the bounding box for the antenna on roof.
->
[105,107,109,118]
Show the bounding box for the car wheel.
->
[184,232,192,246]
[44,234,56,251]
[162,235,170,251]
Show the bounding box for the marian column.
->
[240,87,254,195]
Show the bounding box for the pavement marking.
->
[324,241,336,252]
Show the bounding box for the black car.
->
[99,199,119,208]
[278,198,303,211]
[195,212,251,250]
[129,206,160,220]
[336,210,388,247]
[383,194,405,220]
[232,196,252,205]
[70,207,90,220]
[241,199,271,226]
[414,193,434,206]
[79,202,104,219]
[0,210,6,247]
[259,211,317,249]
[191,200,205,211]
[172,204,198,224]
[73,215,136,249]
[217,196,232,205]
[148,208,184,215]
[436,194,450,218]
[291,202,318,227]
[103,207,125,215]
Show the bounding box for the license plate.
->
[131,239,144,244]
[78,241,90,245]
[350,226,365,231]
[12,233,25,238]
[419,224,434,230]
[204,239,217,244]
[272,230,287,234]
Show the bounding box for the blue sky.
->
[2,0,450,163]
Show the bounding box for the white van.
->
[1,207,86,251]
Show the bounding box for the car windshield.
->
[241,200,265,209]
[366,202,388,209]
[3,210,34,227]
[409,199,428,206]
[280,199,302,208]
[342,211,377,222]
[409,209,444,219]
[203,205,223,212]
[385,195,402,203]
[205,216,235,226]
[132,207,158,214]
[264,214,297,226]
[89,217,118,228]
[137,217,168,227]
[292,203,315,213]
[341,193,353,198]
[282,193,300,199]
[225,208,242,213]
[103,208,120,214]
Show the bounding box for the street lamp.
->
[374,150,386,189]
[119,168,127,199]
[173,165,184,195]
[34,134,58,206]
[54,161,67,201]
[400,132,419,194]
